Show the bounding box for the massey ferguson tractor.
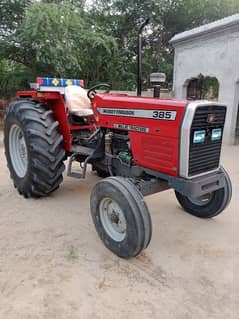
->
[3,20,232,258]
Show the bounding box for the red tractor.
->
[3,21,232,258]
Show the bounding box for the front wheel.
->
[175,167,232,218]
[90,177,152,258]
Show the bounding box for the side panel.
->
[93,94,186,176]
[129,132,179,176]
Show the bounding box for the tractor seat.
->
[65,85,93,117]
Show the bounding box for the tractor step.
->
[67,146,95,179]
[71,145,95,156]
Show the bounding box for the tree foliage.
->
[1,2,117,82]
[1,0,239,96]
[0,0,30,39]
[0,60,33,97]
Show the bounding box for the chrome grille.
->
[188,105,226,176]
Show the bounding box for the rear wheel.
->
[4,99,66,198]
[90,177,152,258]
[175,167,232,218]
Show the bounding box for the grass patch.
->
[66,245,78,261]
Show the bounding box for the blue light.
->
[37,77,84,87]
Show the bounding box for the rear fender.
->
[45,93,72,152]
[17,91,72,152]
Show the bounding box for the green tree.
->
[0,1,118,88]
[0,0,30,39]
[89,0,239,89]
[0,60,33,97]
[1,0,239,96]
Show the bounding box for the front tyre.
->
[90,177,152,258]
[4,100,66,198]
[175,167,232,218]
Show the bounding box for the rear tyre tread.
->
[4,99,66,198]
[40,110,53,120]
[22,116,49,128]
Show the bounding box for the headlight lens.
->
[211,128,222,141]
[193,130,206,143]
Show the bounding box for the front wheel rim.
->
[99,197,127,242]
[188,193,214,206]
[9,124,28,178]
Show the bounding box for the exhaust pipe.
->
[137,18,150,96]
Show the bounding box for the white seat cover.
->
[65,85,93,117]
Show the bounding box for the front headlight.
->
[211,128,222,141]
[193,130,206,143]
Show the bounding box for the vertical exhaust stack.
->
[137,18,150,96]
[150,73,166,98]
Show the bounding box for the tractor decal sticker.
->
[97,108,177,121]
[52,78,59,86]
[37,77,84,87]
[113,124,149,133]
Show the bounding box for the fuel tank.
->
[93,94,188,176]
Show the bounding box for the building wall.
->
[172,26,239,144]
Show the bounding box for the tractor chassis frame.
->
[68,145,226,198]
[133,167,226,198]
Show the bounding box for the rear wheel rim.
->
[9,124,28,178]
[99,197,127,242]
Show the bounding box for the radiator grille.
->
[188,105,226,176]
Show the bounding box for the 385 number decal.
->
[152,110,177,120]
[97,107,177,121]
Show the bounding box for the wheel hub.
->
[99,198,127,242]
[19,135,27,160]
[9,124,28,178]
[189,193,213,206]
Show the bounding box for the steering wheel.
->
[87,83,111,99]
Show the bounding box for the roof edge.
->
[170,13,239,45]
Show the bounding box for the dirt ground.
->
[0,130,238,319]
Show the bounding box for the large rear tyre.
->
[175,167,232,218]
[4,99,66,198]
[90,177,152,258]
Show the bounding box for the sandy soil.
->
[0,131,239,319]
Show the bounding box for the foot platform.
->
[67,146,94,179]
